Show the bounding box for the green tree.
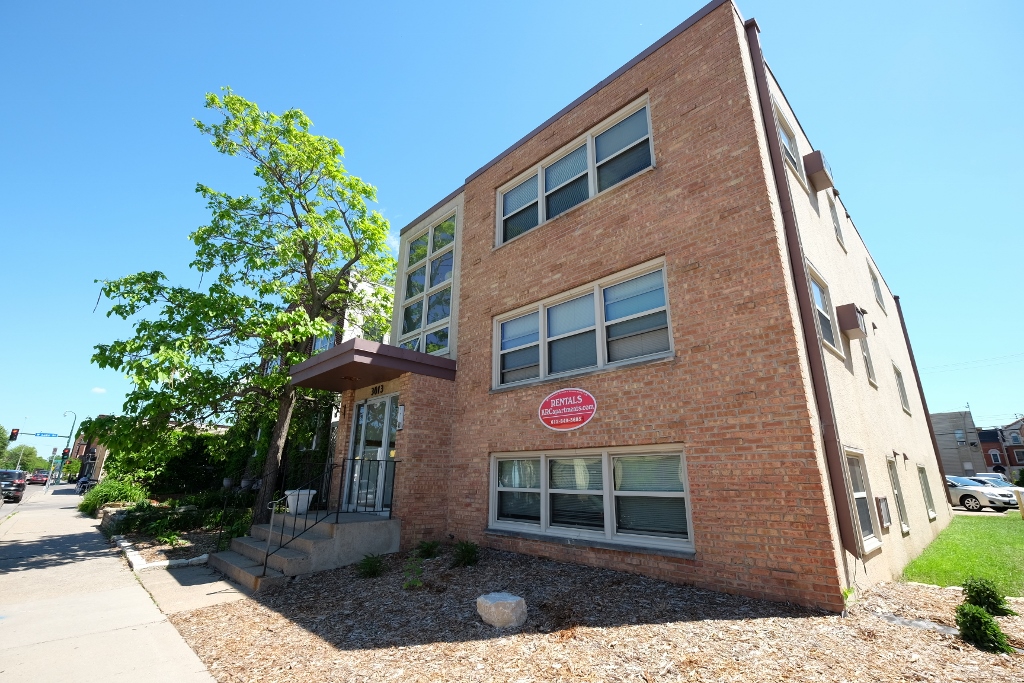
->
[92,89,394,521]
[0,422,8,463]
[0,445,47,471]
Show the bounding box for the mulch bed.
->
[170,546,1023,682]
[124,530,222,563]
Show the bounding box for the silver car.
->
[967,476,1024,502]
[946,476,1019,512]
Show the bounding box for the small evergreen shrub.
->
[963,577,1018,617]
[451,540,480,568]
[955,603,1014,653]
[416,540,441,559]
[355,554,386,578]
[78,479,149,517]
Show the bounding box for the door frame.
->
[342,392,399,514]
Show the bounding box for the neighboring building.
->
[977,417,1024,480]
[287,0,950,612]
[931,411,987,477]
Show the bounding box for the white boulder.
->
[476,592,527,628]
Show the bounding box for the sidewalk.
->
[0,484,214,683]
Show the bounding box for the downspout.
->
[743,19,859,558]
[894,295,953,505]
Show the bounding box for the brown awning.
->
[290,338,457,392]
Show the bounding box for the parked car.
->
[967,476,1024,500]
[945,476,1018,512]
[28,469,49,485]
[0,470,27,503]
[970,471,1011,484]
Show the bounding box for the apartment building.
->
[931,410,987,477]
[977,418,1024,480]
[291,0,950,611]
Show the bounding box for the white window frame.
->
[886,456,910,534]
[893,363,911,414]
[861,338,877,387]
[917,465,937,520]
[955,429,966,445]
[807,266,841,358]
[868,262,886,312]
[1013,448,1024,465]
[845,449,882,554]
[397,211,457,355]
[489,443,694,553]
[492,259,672,389]
[991,451,1002,465]
[495,97,655,246]
[826,193,845,248]
[774,105,804,179]
[1010,432,1022,445]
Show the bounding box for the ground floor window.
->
[491,445,692,551]
[886,457,910,533]
[917,465,936,520]
[845,451,881,553]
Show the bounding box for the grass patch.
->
[904,515,1024,596]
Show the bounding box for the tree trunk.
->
[254,383,298,524]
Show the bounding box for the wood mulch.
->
[124,530,221,563]
[170,547,1023,682]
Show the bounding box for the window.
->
[776,109,802,176]
[498,101,653,244]
[398,213,456,354]
[991,451,1002,465]
[887,458,910,533]
[826,194,845,246]
[491,446,691,550]
[868,265,886,311]
[1014,449,1024,465]
[846,453,880,551]
[494,264,671,387]
[861,338,877,386]
[809,275,837,350]
[876,496,892,528]
[312,324,337,354]
[918,465,937,520]
[955,429,966,445]
[893,364,911,414]
[1011,432,1022,445]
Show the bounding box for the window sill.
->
[927,512,937,521]
[822,340,845,362]
[861,537,883,556]
[902,407,913,417]
[491,351,674,394]
[485,526,696,560]
[867,379,878,389]
[494,165,656,251]
[835,236,848,253]
[900,524,910,536]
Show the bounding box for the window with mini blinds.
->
[492,448,692,549]
[495,265,671,387]
[398,213,456,354]
[498,102,654,244]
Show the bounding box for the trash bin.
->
[284,489,317,515]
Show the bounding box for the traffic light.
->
[61,448,71,461]
[8,428,18,442]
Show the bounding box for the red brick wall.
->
[440,3,844,611]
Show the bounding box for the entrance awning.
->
[290,338,457,392]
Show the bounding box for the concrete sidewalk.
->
[0,485,214,682]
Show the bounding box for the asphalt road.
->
[0,481,48,524]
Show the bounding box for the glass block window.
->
[497,102,653,244]
[494,265,671,387]
[399,212,457,355]
[492,447,692,551]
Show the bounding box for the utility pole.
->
[47,411,76,493]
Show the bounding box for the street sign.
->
[52,448,58,455]
[32,432,60,437]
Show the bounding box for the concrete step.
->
[208,550,287,592]
[230,536,312,575]
[250,523,333,550]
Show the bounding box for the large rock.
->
[476,592,527,628]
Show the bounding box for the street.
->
[0,484,214,682]
[0,480,47,524]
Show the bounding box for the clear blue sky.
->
[2,0,1021,454]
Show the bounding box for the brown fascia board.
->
[744,18,860,559]
[290,337,456,392]
[398,185,466,237]
[397,0,735,237]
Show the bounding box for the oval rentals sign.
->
[539,388,597,431]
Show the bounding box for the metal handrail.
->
[262,462,337,576]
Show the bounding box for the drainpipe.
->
[743,19,859,557]
[894,296,953,504]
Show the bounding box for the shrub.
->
[416,540,441,559]
[955,603,1014,653]
[355,554,386,578]
[78,479,149,517]
[963,577,1018,617]
[451,540,480,568]
[403,557,424,589]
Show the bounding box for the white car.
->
[967,477,1024,502]
[945,476,1019,512]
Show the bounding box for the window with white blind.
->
[917,465,937,520]
[887,457,910,533]
[398,213,456,354]
[775,108,803,177]
[809,274,838,351]
[491,446,692,551]
[826,193,845,246]
[494,263,671,388]
[846,452,881,552]
[498,100,654,244]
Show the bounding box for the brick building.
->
[977,417,1024,480]
[291,0,950,611]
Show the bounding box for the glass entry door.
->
[345,394,398,513]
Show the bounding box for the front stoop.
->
[208,513,401,591]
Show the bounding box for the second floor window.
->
[498,101,653,244]
[399,213,456,354]
[810,276,836,349]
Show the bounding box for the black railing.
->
[260,457,398,576]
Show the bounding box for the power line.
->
[921,351,1024,371]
